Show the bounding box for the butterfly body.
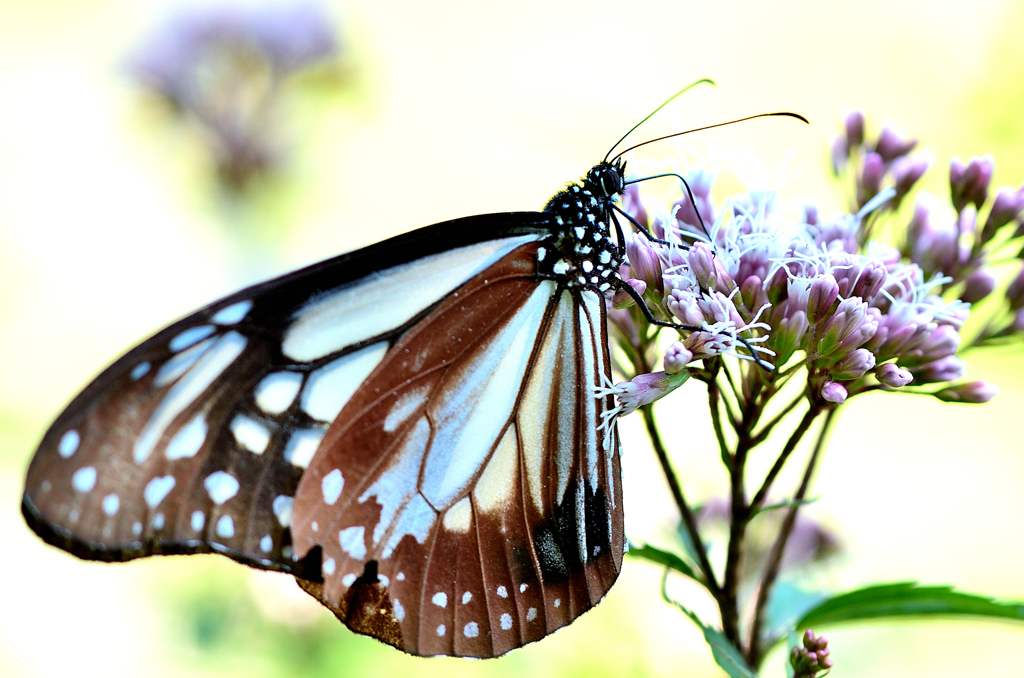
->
[23,158,631,657]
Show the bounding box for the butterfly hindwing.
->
[291,245,623,657]
[22,214,550,580]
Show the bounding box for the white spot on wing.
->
[58,430,80,458]
[323,557,335,575]
[144,476,175,508]
[462,591,472,605]
[137,332,247,462]
[260,534,272,552]
[383,386,430,433]
[496,586,508,598]
[321,469,344,505]
[153,513,165,529]
[71,466,96,493]
[230,415,271,454]
[342,573,356,587]
[282,236,541,362]
[211,300,253,325]
[132,522,142,536]
[436,624,446,637]
[432,592,447,608]
[283,429,324,468]
[170,325,216,352]
[215,515,234,538]
[301,344,387,422]
[102,494,119,516]
[165,414,207,459]
[191,511,205,531]
[526,607,537,621]
[204,471,240,505]
[130,362,151,381]
[520,583,528,593]
[394,599,405,621]
[463,622,479,638]
[272,495,294,527]
[500,613,513,630]
[338,526,367,560]
[255,371,303,414]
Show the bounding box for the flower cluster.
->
[610,114,1024,409]
[127,1,342,190]
[790,630,834,678]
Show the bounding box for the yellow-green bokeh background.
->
[2,1,1024,676]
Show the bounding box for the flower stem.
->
[639,405,721,596]
[749,404,822,511]
[746,407,836,667]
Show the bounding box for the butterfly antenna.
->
[603,78,717,163]
[611,111,809,162]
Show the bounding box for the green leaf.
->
[766,580,829,641]
[627,541,701,582]
[797,582,1024,628]
[701,623,761,678]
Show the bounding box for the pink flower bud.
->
[666,289,705,326]
[803,203,820,226]
[934,381,999,403]
[688,241,718,289]
[773,310,809,365]
[960,269,996,304]
[611,279,646,309]
[845,111,865,148]
[875,125,917,162]
[982,186,1024,239]
[892,155,931,201]
[625,234,663,292]
[613,370,689,416]
[950,155,995,212]
[663,342,694,374]
[830,348,876,381]
[821,381,847,404]
[910,355,967,384]
[916,324,961,363]
[817,297,877,357]
[857,152,885,206]
[807,274,840,324]
[875,362,913,388]
[830,136,848,175]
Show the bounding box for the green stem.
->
[748,404,822,512]
[746,407,837,667]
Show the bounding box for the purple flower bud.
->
[875,125,917,162]
[831,136,848,175]
[817,297,877,357]
[830,348,876,381]
[1007,263,1024,310]
[845,111,865,148]
[851,260,888,303]
[982,186,1024,239]
[857,152,885,206]
[910,355,967,384]
[625,234,663,293]
[821,381,848,404]
[960,269,996,304]
[666,289,705,326]
[611,279,647,309]
[688,241,718,289]
[950,155,995,212]
[663,342,694,374]
[934,381,999,403]
[916,324,962,364]
[807,274,840,324]
[892,155,931,202]
[875,362,913,388]
[613,371,689,416]
[773,310,809,365]
[803,203,820,226]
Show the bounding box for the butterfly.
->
[21,84,797,657]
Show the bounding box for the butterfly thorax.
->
[539,159,627,295]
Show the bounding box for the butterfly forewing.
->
[291,244,623,657]
[23,218,549,580]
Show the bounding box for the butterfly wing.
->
[22,213,551,579]
[289,247,623,657]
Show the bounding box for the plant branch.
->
[749,404,822,512]
[745,407,837,667]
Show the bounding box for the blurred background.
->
[2,0,1024,676]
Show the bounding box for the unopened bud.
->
[807,274,840,324]
[845,111,865,148]
[934,381,999,403]
[688,241,718,289]
[821,381,848,404]
[611,279,647,309]
[960,269,996,304]
[875,125,917,162]
[830,348,876,381]
[875,362,913,388]
[663,342,694,374]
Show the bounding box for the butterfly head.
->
[586,158,627,203]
